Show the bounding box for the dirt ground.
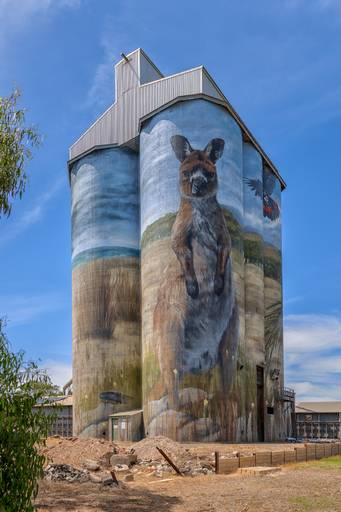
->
[36,458,341,511]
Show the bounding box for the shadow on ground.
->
[35,481,182,511]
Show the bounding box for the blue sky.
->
[1,0,341,401]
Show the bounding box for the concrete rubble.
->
[44,464,90,483]
[42,435,218,483]
[83,459,100,471]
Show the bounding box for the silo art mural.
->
[69,49,290,442]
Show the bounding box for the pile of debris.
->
[44,462,126,486]
[127,436,215,477]
[42,435,217,482]
[129,435,190,463]
[44,464,89,483]
[144,459,215,478]
[42,436,121,469]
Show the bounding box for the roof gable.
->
[69,49,285,189]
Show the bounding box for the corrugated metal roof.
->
[296,401,341,413]
[69,48,285,189]
[34,395,73,407]
[109,409,143,417]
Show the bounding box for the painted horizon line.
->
[72,246,140,269]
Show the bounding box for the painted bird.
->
[244,169,280,221]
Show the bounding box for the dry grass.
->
[36,460,341,511]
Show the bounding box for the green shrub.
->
[0,321,55,511]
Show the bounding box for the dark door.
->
[112,419,119,441]
[256,366,265,441]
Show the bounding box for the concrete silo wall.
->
[262,167,284,440]
[242,142,265,441]
[243,149,286,441]
[71,148,141,437]
[70,99,286,442]
[140,99,245,442]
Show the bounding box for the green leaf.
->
[0,320,56,511]
[0,89,41,216]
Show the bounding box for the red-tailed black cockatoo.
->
[244,169,280,221]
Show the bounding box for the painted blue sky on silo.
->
[71,149,139,265]
[140,100,243,234]
[243,143,264,237]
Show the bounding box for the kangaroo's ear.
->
[170,135,193,162]
[204,138,225,163]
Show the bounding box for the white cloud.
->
[84,9,136,110]
[0,292,65,326]
[41,359,72,388]
[85,50,115,110]
[290,381,341,402]
[0,0,80,20]
[85,22,122,109]
[0,0,81,55]
[0,176,64,246]
[285,314,341,353]
[284,313,341,401]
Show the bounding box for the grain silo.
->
[69,48,294,442]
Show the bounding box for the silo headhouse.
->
[69,49,293,442]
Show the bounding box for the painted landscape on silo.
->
[71,149,141,437]
[243,152,284,441]
[140,99,285,442]
[140,100,245,441]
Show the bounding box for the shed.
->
[108,409,143,442]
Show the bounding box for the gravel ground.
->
[36,461,341,511]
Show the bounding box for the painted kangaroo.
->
[152,135,239,439]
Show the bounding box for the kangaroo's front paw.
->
[214,274,225,295]
[186,278,199,299]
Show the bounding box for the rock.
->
[124,473,135,482]
[99,451,114,468]
[44,464,89,483]
[102,475,114,485]
[113,464,130,472]
[84,460,100,471]
[200,463,214,470]
[89,473,102,484]
[110,454,136,467]
[152,470,164,478]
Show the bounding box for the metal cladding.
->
[69,49,288,441]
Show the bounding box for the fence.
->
[215,442,341,474]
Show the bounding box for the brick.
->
[295,448,306,462]
[239,456,256,468]
[284,451,296,463]
[217,458,239,474]
[255,452,271,467]
[271,451,284,466]
[238,466,281,477]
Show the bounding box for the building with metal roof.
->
[34,395,73,437]
[296,402,341,439]
[69,49,291,442]
[69,48,285,190]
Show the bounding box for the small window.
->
[267,406,274,415]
